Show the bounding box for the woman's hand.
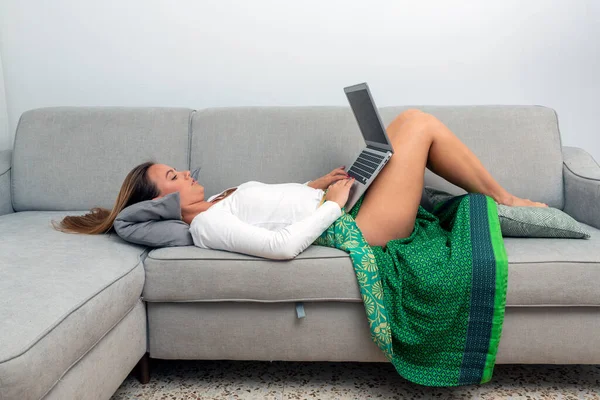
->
[309,166,350,190]
[324,177,355,209]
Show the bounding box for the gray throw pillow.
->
[113,167,201,247]
[424,186,591,239]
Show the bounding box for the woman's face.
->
[147,164,205,200]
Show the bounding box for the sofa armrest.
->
[0,149,14,216]
[563,146,600,229]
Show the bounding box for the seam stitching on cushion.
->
[143,297,362,303]
[0,150,10,176]
[37,301,142,400]
[546,107,566,210]
[552,107,564,154]
[187,110,195,170]
[564,158,600,182]
[11,113,25,212]
[553,107,566,209]
[0,168,12,214]
[145,254,351,261]
[148,299,600,308]
[0,248,149,363]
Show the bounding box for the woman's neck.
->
[210,187,238,204]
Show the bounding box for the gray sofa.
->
[1,105,599,399]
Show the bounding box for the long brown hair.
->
[51,161,160,235]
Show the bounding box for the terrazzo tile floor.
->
[111,360,600,399]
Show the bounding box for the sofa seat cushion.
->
[143,223,599,307]
[0,211,147,400]
[143,245,359,303]
[502,223,600,306]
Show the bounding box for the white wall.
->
[0,0,598,160]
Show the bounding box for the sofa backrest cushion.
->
[190,107,367,200]
[191,105,564,208]
[12,107,193,211]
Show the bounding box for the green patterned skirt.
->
[312,192,508,387]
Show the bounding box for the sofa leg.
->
[134,353,151,384]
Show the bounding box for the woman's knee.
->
[387,109,435,139]
[390,109,430,128]
[399,109,427,120]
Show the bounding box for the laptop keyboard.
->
[347,150,386,185]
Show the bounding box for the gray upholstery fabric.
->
[503,226,600,306]
[11,107,193,211]
[0,149,13,216]
[143,221,600,306]
[380,106,564,208]
[191,105,562,207]
[113,168,201,247]
[143,245,362,303]
[0,211,147,400]
[147,302,600,365]
[424,186,590,239]
[190,107,366,200]
[148,301,388,362]
[563,146,600,230]
[495,307,600,364]
[0,149,10,172]
[44,301,146,400]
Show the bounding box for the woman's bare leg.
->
[354,109,546,248]
[393,110,547,208]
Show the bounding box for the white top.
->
[189,181,342,260]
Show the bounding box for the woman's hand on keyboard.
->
[325,177,354,209]
[310,166,350,190]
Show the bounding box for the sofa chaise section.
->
[1,107,195,399]
[0,211,147,400]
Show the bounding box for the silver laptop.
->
[343,82,394,211]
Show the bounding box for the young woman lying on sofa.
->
[52,109,547,258]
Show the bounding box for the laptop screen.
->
[345,86,389,147]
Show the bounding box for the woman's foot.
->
[497,194,548,208]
